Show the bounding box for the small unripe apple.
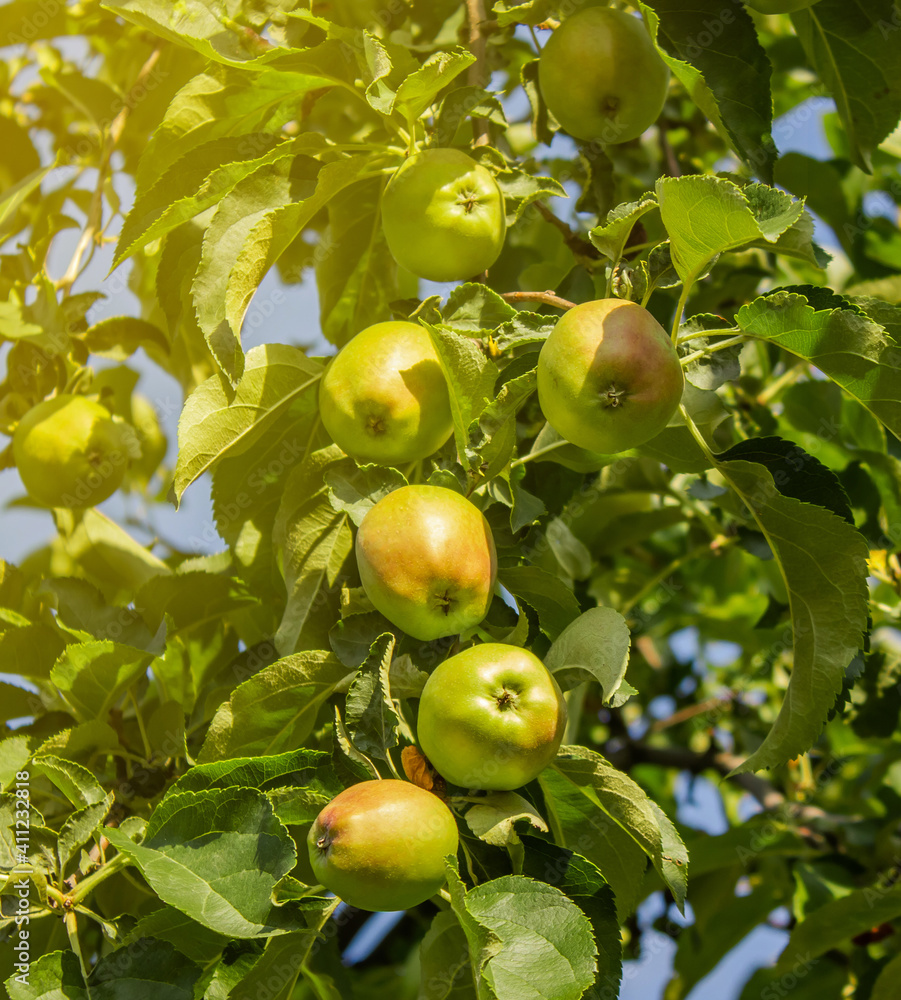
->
[13,394,131,508]
[355,485,497,641]
[307,779,458,911]
[417,643,566,791]
[381,148,506,282]
[745,0,821,12]
[538,7,669,144]
[319,321,453,466]
[537,299,684,454]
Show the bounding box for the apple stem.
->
[501,290,576,311]
[679,334,748,366]
[510,437,569,468]
[670,284,692,345]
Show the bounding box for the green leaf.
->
[441,283,516,333]
[101,0,316,69]
[0,736,33,793]
[137,571,256,632]
[538,766,646,918]
[737,290,901,442]
[462,791,549,848]
[776,880,901,972]
[545,746,688,911]
[447,867,598,1000]
[6,950,88,1000]
[122,908,229,964]
[225,155,373,357]
[325,462,408,527]
[54,509,172,593]
[345,633,399,764]
[224,919,338,1000]
[466,369,537,478]
[434,87,507,146]
[80,316,169,361]
[499,566,581,641]
[174,747,332,793]
[317,176,400,348]
[273,448,355,654]
[38,578,161,652]
[105,786,302,938]
[191,152,317,382]
[49,641,151,723]
[588,192,658,263]
[492,0,555,27]
[57,792,114,875]
[394,49,475,121]
[0,681,42,724]
[0,163,54,239]
[639,1,776,180]
[791,0,901,172]
[520,838,622,997]
[544,607,631,700]
[30,755,106,808]
[114,134,298,265]
[419,910,477,999]
[197,650,352,762]
[873,952,901,1000]
[715,441,869,772]
[0,624,67,681]
[494,164,567,227]
[175,344,324,501]
[657,176,805,286]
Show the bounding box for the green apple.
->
[13,394,131,508]
[417,643,567,791]
[538,7,669,144]
[537,299,684,454]
[381,148,506,282]
[744,0,821,12]
[355,485,497,641]
[307,779,458,911]
[319,321,453,466]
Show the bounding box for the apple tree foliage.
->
[2,1,901,998]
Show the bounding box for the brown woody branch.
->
[466,0,491,146]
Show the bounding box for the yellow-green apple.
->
[538,7,669,144]
[307,779,458,910]
[537,299,684,454]
[381,148,506,282]
[355,485,497,641]
[417,643,567,790]
[13,394,132,508]
[319,321,453,466]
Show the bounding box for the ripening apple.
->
[307,779,459,911]
[538,7,669,144]
[381,148,506,282]
[537,299,684,454]
[417,643,567,791]
[13,394,132,508]
[745,0,821,12]
[355,485,497,641]
[319,321,453,466]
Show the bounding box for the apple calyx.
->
[601,383,628,409]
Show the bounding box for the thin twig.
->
[58,48,162,295]
[501,290,576,311]
[533,201,602,259]
[466,0,491,146]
